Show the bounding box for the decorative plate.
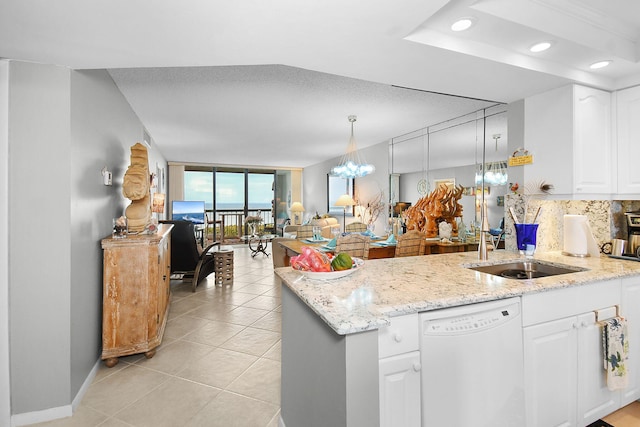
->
[297,258,365,280]
[417,178,428,196]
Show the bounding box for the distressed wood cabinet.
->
[100,223,172,367]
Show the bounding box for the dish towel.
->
[601,316,629,391]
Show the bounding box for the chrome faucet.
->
[478,202,490,260]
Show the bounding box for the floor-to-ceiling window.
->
[183,166,289,241]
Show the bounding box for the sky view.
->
[184,171,274,209]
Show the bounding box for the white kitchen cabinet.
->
[577,311,621,426]
[524,312,620,427]
[378,314,420,427]
[621,276,640,404]
[522,279,622,426]
[378,352,421,427]
[615,85,640,195]
[524,316,577,427]
[524,84,612,196]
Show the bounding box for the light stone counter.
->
[275,250,640,335]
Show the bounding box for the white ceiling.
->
[2,0,639,168]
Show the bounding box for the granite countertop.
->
[274,250,640,335]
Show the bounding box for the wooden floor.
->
[603,401,640,426]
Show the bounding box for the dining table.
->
[277,237,396,261]
[276,236,482,266]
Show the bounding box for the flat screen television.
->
[171,200,205,224]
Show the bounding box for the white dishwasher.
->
[420,297,524,427]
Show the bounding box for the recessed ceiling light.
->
[451,18,475,32]
[590,60,612,69]
[529,42,552,53]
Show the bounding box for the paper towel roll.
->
[563,214,599,257]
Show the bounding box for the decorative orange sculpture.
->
[403,184,464,238]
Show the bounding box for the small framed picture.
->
[434,178,455,191]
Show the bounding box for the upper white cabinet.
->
[524,84,612,196]
[616,85,640,195]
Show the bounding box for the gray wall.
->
[7,61,167,419]
[0,60,11,426]
[9,61,72,414]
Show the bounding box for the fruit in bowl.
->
[290,246,332,272]
[331,253,353,271]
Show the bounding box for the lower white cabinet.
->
[378,314,420,427]
[379,351,421,427]
[621,277,640,404]
[524,311,620,427]
[524,316,578,427]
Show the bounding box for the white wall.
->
[303,140,389,232]
[6,62,167,424]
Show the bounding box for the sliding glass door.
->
[184,166,287,241]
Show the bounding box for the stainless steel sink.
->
[467,260,588,280]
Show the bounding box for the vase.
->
[514,223,538,258]
[249,222,258,237]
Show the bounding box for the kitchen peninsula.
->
[275,251,640,427]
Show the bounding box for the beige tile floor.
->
[26,242,640,427]
[31,245,282,427]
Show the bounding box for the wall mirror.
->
[327,175,355,216]
[390,104,509,232]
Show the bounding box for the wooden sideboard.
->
[100,224,173,367]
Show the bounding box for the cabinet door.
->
[576,312,620,425]
[621,277,640,404]
[157,235,170,325]
[379,351,421,427]
[573,86,612,194]
[616,86,640,194]
[524,317,577,427]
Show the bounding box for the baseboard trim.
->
[11,358,100,426]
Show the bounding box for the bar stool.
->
[213,246,234,286]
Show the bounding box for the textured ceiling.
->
[2,0,639,168]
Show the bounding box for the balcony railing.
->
[205,209,275,242]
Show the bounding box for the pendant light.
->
[330,115,375,178]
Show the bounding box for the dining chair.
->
[395,230,427,257]
[345,222,368,233]
[296,225,315,239]
[335,233,370,260]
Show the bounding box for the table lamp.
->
[290,202,305,225]
[335,194,356,231]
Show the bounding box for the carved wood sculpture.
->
[123,142,151,233]
[403,184,464,238]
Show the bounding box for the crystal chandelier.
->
[330,115,375,178]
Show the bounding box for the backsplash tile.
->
[503,196,637,253]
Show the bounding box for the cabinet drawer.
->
[378,313,418,358]
[522,279,621,327]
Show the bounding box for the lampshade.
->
[335,194,356,207]
[290,202,305,213]
[330,115,375,178]
[151,193,165,213]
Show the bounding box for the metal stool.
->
[213,246,234,286]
